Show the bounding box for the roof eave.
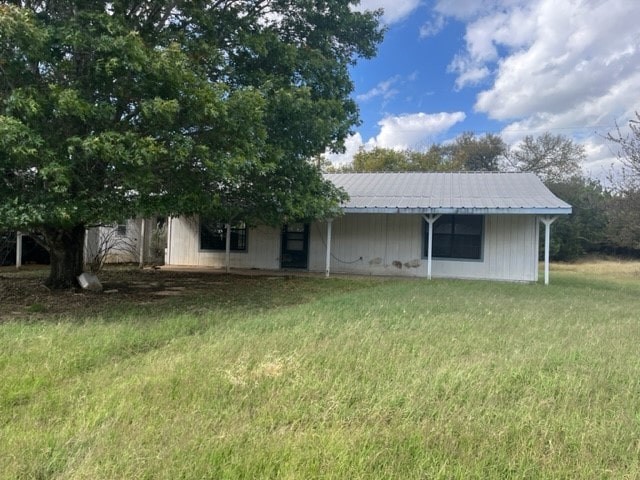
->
[340,207,573,215]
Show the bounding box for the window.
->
[200,219,247,251]
[116,223,127,236]
[425,215,483,260]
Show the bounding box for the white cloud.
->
[356,0,421,24]
[420,14,446,38]
[434,0,640,180]
[373,112,466,149]
[325,112,466,166]
[356,76,401,102]
[324,133,365,166]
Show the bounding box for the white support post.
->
[540,216,558,285]
[165,217,173,265]
[138,218,146,269]
[422,214,441,280]
[225,222,231,273]
[16,231,23,269]
[325,219,333,278]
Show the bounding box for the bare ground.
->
[0,265,288,321]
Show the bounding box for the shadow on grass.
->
[0,266,385,324]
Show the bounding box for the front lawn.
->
[1,262,639,479]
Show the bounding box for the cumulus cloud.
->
[372,112,467,149]
[325,112,466,166]
[356,0,421,24]
[435,0,640,179]
[324,133,365,166]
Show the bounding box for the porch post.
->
[138,218,146,269]
[422,214,441,280]
[540,216,558,285]
[16,231,23,269]
[325,219,333,278]
[165,217,172,265]
[225,223,231,273]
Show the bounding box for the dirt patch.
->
[0,266,257,321]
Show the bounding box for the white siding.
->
[166,213,539,282]
[308,214,539,282]
[85,218,152,265]
[166,217,280,269]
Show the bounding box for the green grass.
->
[1,263,640,479]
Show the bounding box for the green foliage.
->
[342,133,505,173]
[545,177,609,261]
[0,1,383,286]
[605,188,640,252]
[348,146,463,172]
[604,114,640,253]
[447,131,506,171]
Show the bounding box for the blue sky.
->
[328,0,640,181]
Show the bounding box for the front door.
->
[280,224,309,269]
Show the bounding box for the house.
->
[164,172,572,283]
[84,218,165,268]
[10,218,166,270]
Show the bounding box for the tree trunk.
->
[43,225,86,289]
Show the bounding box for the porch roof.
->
[324,172,572,215]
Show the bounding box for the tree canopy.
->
[446,132,506,172]
[506,132,585,182]
[0,0,383,287]
[607,112,640,188]
[345,146,464,172]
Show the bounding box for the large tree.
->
[605,113,640,252]
[446,132,506,172]
[0,1,383,287]
[544,176,609,260]
[506,132,584,182]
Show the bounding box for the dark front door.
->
[281,224,309,269]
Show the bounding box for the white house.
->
[164,172,572,283]
[84,218,164,268]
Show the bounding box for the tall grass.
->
[1,264,640,478]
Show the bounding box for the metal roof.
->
[324,172,572,215]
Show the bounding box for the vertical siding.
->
[428,215,538,282]
[309,214,424,277]
[168,213,539,282]
[309,214,538,282]
[167,217,280,269]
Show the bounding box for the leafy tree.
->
[447,132,506,172]
[507,132,584,182]
[605,189,640,254]
[340,146,464,172]
[0,1,383,288]
[544,177,609,261]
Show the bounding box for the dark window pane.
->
[201,219,247,251]
[432,234,452,257]
[433,218,453,234]
[426,215,482,260]
[454,216,482,235]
